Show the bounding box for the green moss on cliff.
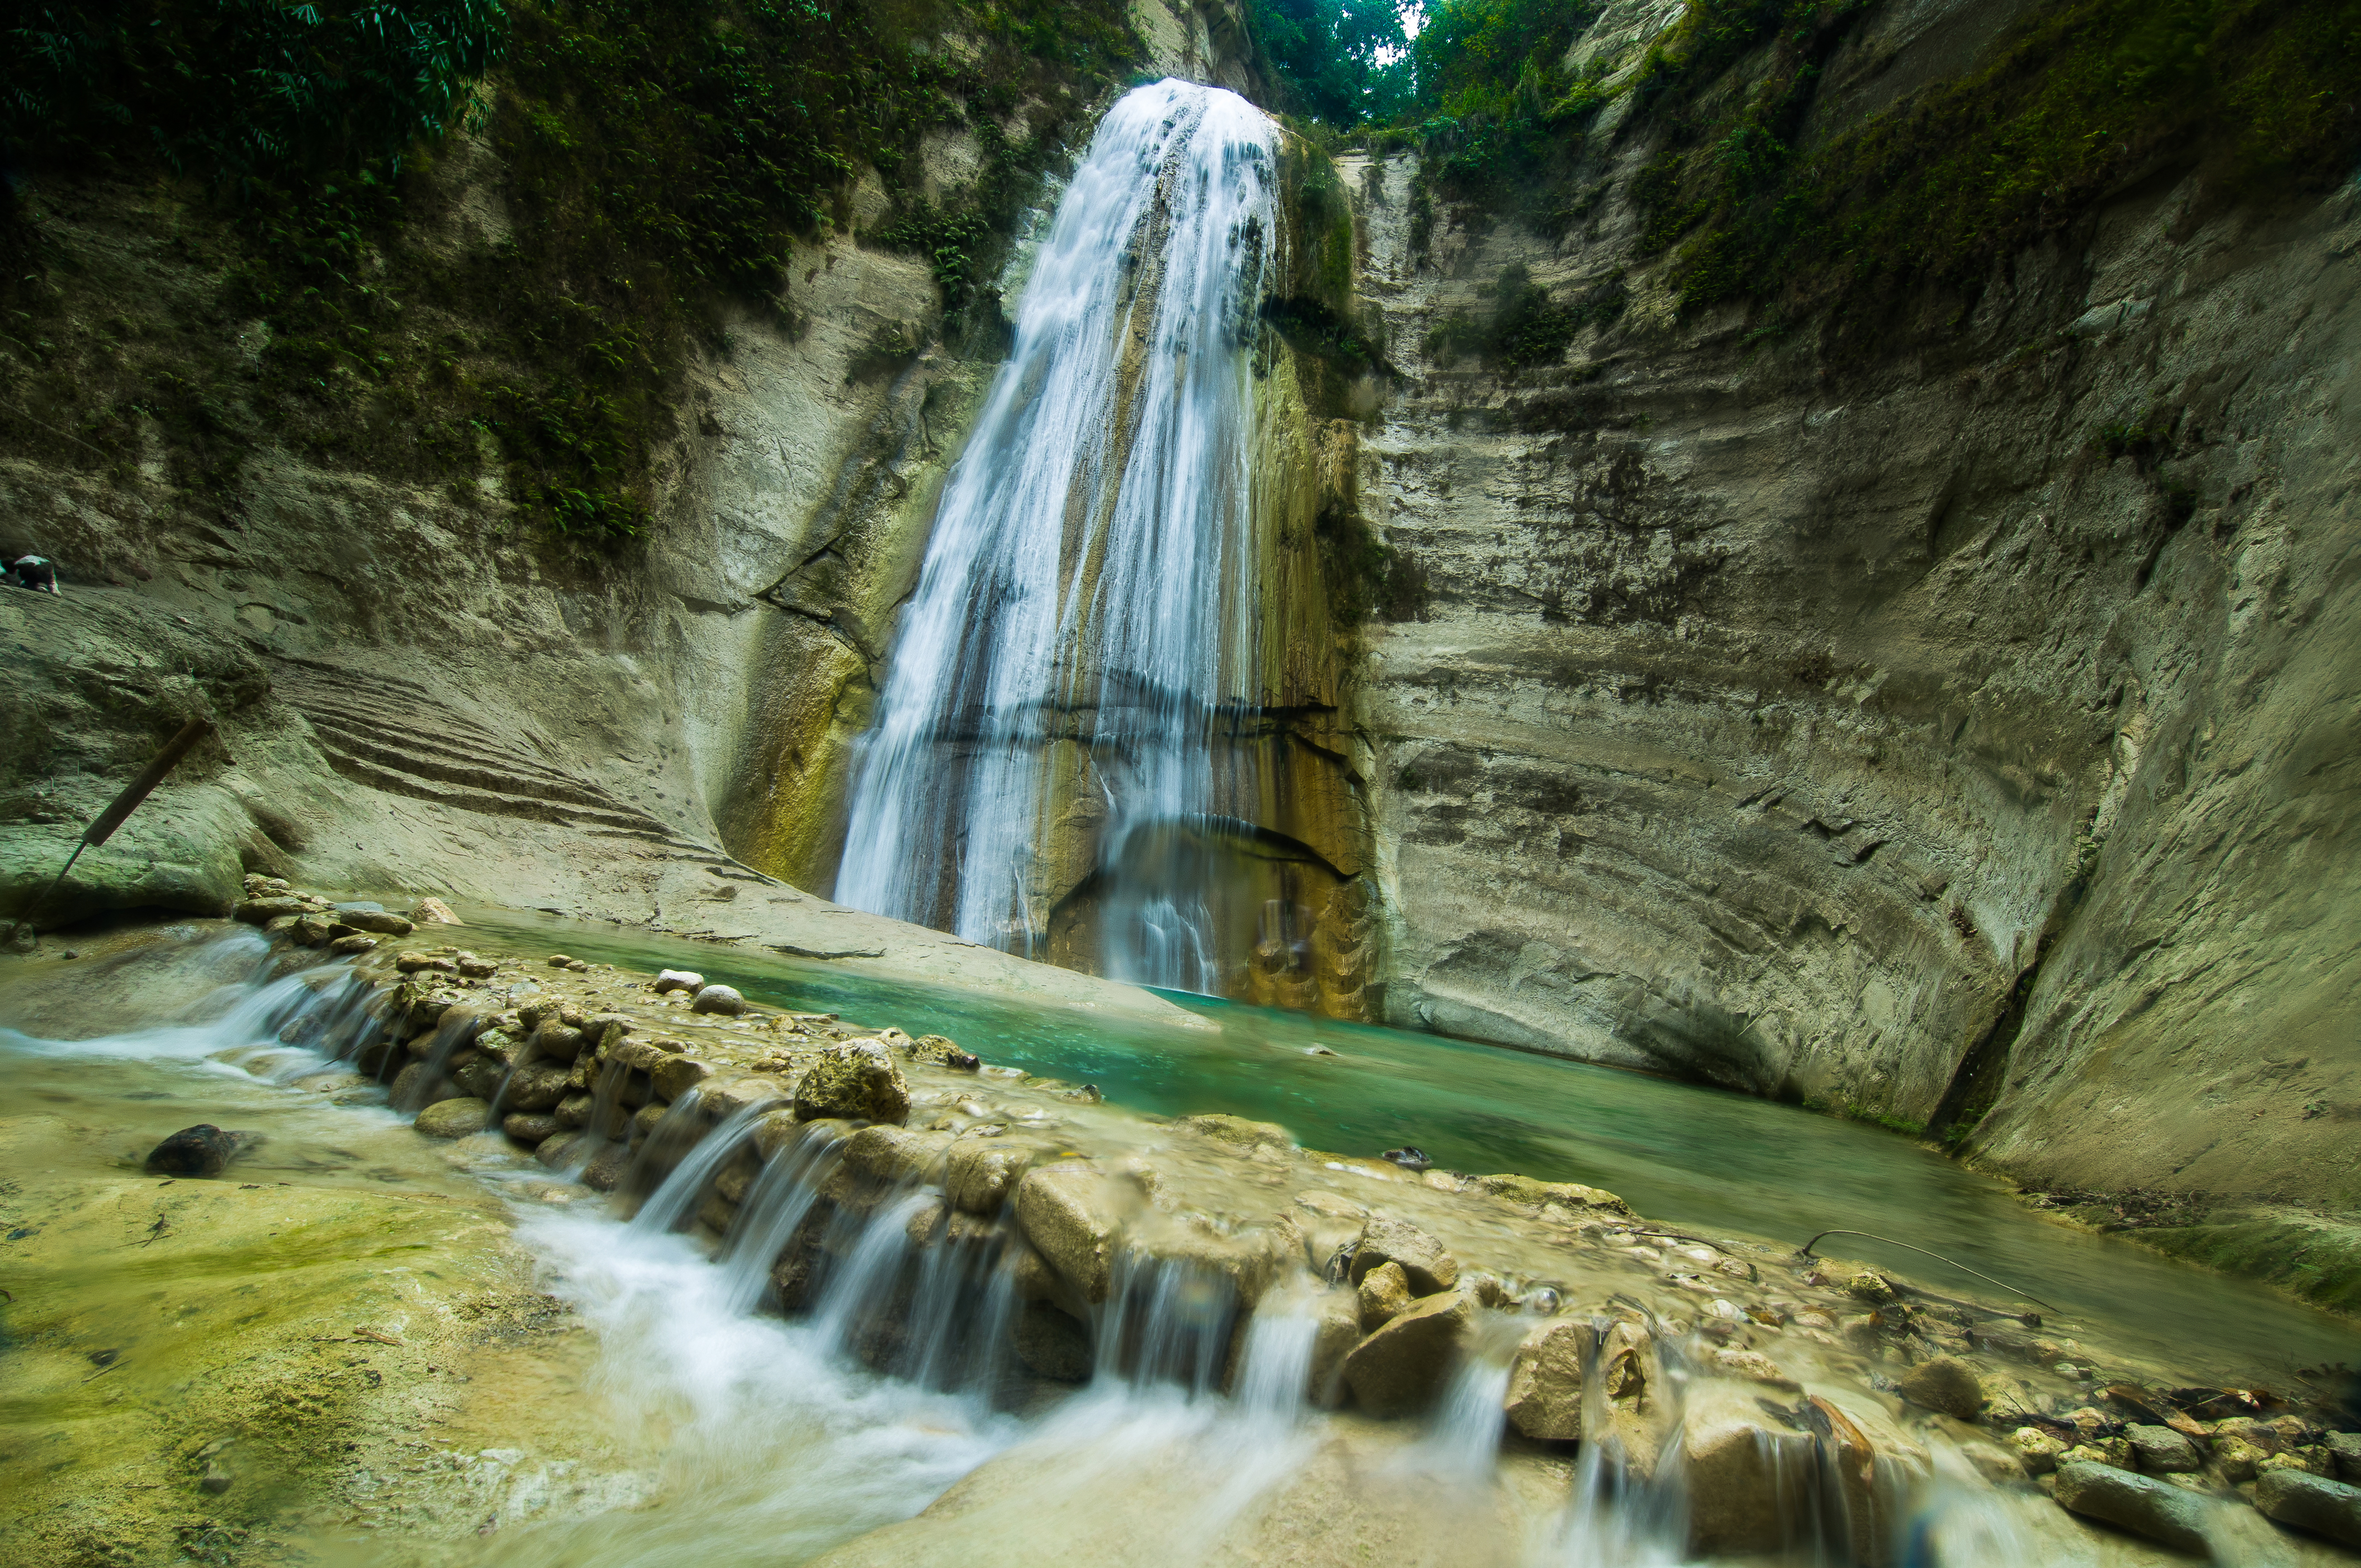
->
[0,0,1136,552]
[1639,0,2361,318]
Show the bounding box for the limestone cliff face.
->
[0,0,1255,1023]
[1332,3,2360,1222]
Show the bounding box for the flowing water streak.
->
[834,79,1280,990]
[714,1124,847,1313]
[628,1094,788,1235]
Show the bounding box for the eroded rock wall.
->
[1338,7,2361,1214]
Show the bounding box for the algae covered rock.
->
[1897,1354,1984,1420]
[416,1098,491,1138]
[793,1040,910,1125]
[1472,1172,1632,1216]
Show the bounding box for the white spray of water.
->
[833,78,1281,992]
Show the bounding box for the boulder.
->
[338,909,414,936]
[410,898,462,925]
[529,1021,587,1062]
[1503,1318,1589,1440]
[453,1057,504,1100]
[841,1125,954,1188]
[1684,1380,1819,1556]
[555,1091,594,1129]
[653,1055,713,1104]
[2053,1461,2214,1556]
[690,984,748,1016]
[1341,1289,1471,1418]
[291,914,333,947]
[1347,1215,1459,1297]
[946,1140,1034,1215]
[143,1125,246,1177]
[415,1098,490,1139]
[2328,1431,2360,1483]
[653,969,704,994]
[1357,1260,1412,1331]
[2253,1469,2361,1547]
[1012,1302,1093,1383]
[793,1041,911,1125]
[503,1112,564,1145]
[1897,1355,1985,1420]
[395,952,455,974]
[2127,1422,2205,1475]
[904,1034,980,1071]
[1014,1161,1124,1304]
[329,933,377,955]
[503,1062,573,1113]
[1471,1173,1633,1216]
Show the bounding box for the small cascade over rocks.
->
[15,905,2350,1564]
[834,79,1285,994]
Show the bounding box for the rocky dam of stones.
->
[1,1,2358,1564]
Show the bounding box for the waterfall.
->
[834,79,1281,993]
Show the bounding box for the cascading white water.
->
[834,79,1280,993]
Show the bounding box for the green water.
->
[464,907,2360,1385]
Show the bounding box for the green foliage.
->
[1638,0,2361,316]
[4,0,507,180]
[1423,262,1623,371]
[1412,0,1599,120]
[1316,501,1428,625]
[1247,0,1412,126]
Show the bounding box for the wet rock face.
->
[1347,1216,1459,1298]
[1336,103,2361,1224]
[1682,1380,1817,1556]
[1012,1302,1093,1382]
[1013,1162,1121,1305]
[1340,1289,1471,1418]
[143,1125,247,1177]
[2053,1460,2215,1555]
[792,1041,910,1125]
[1503,1318,1587,1441]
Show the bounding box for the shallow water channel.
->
[1,914,2354,1567]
